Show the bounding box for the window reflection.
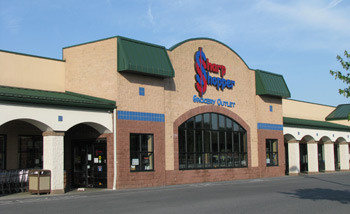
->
[179,113,247,170]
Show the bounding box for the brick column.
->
[43,131,65,194]
[288,140,300,175]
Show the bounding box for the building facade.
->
[0,36,349,193]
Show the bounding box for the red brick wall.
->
[98,133,114,189]
[111,106,286,189]
[257,129,286,178]
[166,105,258,186]
[165,105,285,186]
[115,119,166,189]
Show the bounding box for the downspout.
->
[113,108,117,190]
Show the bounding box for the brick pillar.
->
[43,131,65,194]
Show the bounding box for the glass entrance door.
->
[299,143,308,172]
[72,139,107,188]
[318,144,325,172]
[334,144,340,171]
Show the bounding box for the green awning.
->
[284,117,350,132]
[0,85,116,110]
[117,36,174,78]
[326,104,350,121]
[255,69,291,98]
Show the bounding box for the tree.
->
[330,50,350,97]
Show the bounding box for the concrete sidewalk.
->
[0,188,107,201]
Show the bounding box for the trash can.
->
[28,170,51,194]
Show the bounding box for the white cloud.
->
[254,0,349,33]
[326,0,343,9]
[147,4,155,26]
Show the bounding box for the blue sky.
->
[1,0,349,106]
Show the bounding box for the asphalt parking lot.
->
[1,172,349,214]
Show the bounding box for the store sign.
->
[193,95,235,108]
[193,48,236,108]
[194,47,235,97]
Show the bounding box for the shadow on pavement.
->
[303,175,350,188]
[281,188,350,204]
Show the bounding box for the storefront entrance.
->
[299,143,308,172]
[334,143,340,171]
[318,144,325,172]
[72,139,107,188]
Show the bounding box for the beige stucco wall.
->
[282,99,335,121]
[328,120,350,126]
[63,38,118,101]
[0,51,65,92]
[165,39,258,169]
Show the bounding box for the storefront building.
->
[0,36,349,193]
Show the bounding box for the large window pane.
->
[219,131,225,152]
[187,117,195,129]
[211,114,218,130]
[179,153,186,169]
[219,115,225,131]
[233,122,239,132]
[227,132,233,152]
[219,153,226,167]
[19,136,43,169]
[187,154,195,169]
[187,130,194,153]
[233,133,239,153]
[130,134,138,152]
[266,139,278,166]
[195,130,203,153]
[212,131,218,153]
[141,153,153,170]
[130,134,154,171]
[195,115,202,129]
[212,153,219,168]
[178,113,247,170]
[227,153,233,167]
[179,129,186,153]
[203,113,210,129]
[226,118,232,130]
[204,131,211,153]
[204,153,211,168]
[196,153,204,168]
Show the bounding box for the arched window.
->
[178,113,247,170]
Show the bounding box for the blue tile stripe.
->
[257,123,283,131]
[118,110,165,122]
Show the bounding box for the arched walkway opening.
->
[0,119,51,170]
[64,123,111,189]
[299,135,315,173]
[318,136,331,172]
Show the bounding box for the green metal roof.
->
[284,117,350,132]
[0,85,116,110]
[326,104,350,121]
[255,69,291,98]
[117,36,174,78]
